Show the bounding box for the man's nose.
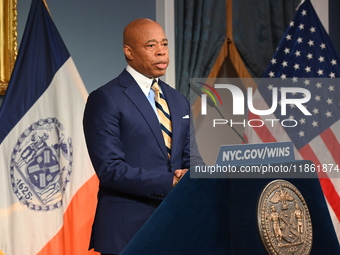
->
[156,45,167,56]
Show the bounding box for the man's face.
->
[124,22,169,78]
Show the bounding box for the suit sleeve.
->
[83,89,173,200]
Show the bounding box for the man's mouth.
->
[154,62,168,69]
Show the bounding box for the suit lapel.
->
[120,72,168,159]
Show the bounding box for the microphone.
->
[188,82,216,108]
[188,83,248,144]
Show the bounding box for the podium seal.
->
[257,180,312,255]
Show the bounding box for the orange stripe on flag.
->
[37,174,99,255]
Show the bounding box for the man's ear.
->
[123,45,133,60]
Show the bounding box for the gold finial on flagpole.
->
[41,0,51,15]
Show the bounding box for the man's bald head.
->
[123,18,162,46]
[122,18,169,78]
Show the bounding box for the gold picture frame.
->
[0,0,18,95]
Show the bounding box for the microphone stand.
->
[188,83,248,144]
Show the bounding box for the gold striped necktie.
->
[151,79,172,158]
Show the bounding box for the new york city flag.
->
[0,0,98,254]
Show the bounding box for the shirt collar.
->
[126,65,158,96]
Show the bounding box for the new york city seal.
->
[257,180,312,255]
[10,118,73,211]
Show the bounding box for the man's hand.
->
[172,169,188,187]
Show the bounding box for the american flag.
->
[245,0,340,241]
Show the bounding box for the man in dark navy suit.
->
[83,18,204,255]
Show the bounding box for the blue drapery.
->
[175,0,226,98]
[174,0,301,95]
[232,0,301,77]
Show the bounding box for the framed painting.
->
[0,0,17,95]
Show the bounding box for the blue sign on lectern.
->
[215,142,295,166]
[190,142,300,179]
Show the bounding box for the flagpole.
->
[41,0,51,15]
[296,0,305,10]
